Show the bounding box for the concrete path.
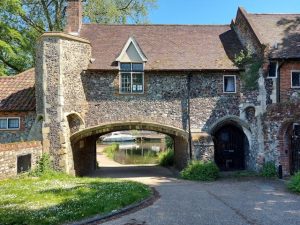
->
[94,151,300,225]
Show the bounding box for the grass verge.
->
[0,174,151,225]
[288,172,300,193]
[103,143,119,159]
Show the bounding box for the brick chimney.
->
[65,0,82,34]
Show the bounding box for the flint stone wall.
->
[35,34,91,173]
[0,112,36,144]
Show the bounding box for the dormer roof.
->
[116,37,148,62]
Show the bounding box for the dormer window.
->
[116,37,147,94]
[120,62,144,93]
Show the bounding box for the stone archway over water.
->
[69,121,189,176]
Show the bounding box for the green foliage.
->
[0,176,151,225]
[0,0,38,75]
[261,161,277,178]
[234,48,263,91]
[29,153,58,177]
[0,0,157,75]
[181,160,219,181]
[103,143,119,159]
[158,149,174,167]
[84,0,157,24]
[165,135,174,149]
[288,172,300,193]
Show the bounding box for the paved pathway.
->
[93,151,300,225]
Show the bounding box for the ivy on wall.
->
[234,48,263,91]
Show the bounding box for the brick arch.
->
[69,121,189,176]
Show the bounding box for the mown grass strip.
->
[0,174,151,225]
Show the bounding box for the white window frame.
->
[119,62,145,94]
[223,75,237,93]
[291,70,300,88]
[0,117,20,130]
[267,61,278,78]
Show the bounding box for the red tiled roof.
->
[244,11,300,59]
[79,24,243,71]
[0,69,36,111]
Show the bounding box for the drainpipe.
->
[187,72,193,160]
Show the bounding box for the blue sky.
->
[148,0,300,24]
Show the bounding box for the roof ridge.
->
[249,13,300,16]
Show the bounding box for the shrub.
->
[181,160,219,181]
[158,149,174,167]
[288,172,300,193]
[103,143,119,159]
[165,135,174,149]
[29,153,59,177]
[261,161,277,178]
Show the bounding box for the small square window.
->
[120,63,131,71]
[0,119,7,129]
[8,118,20,129]
[223,76,236,93]
[292,71,300,88]
[268,62,277,78]
[132,63,143,72]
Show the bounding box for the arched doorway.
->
[213,124,248,171]
[278,120,300,175]
[281,122,300,175]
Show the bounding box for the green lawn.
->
[0,174,151,225]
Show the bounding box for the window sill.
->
[118,91,145,95]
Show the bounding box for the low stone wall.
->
[0,141,42,179]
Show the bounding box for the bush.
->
[103,143,119,159]
[29,153,59,178]
[288,172,300,193]
[158,149,174,167]
[165,136,174,149]
[181,160,219,181]
[261,161,277,178]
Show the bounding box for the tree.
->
[0,0,157,76]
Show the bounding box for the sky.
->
[148,0,300,24]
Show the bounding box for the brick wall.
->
[0,111,36,143]
[0,141,42,179]
[279,61,300,102]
